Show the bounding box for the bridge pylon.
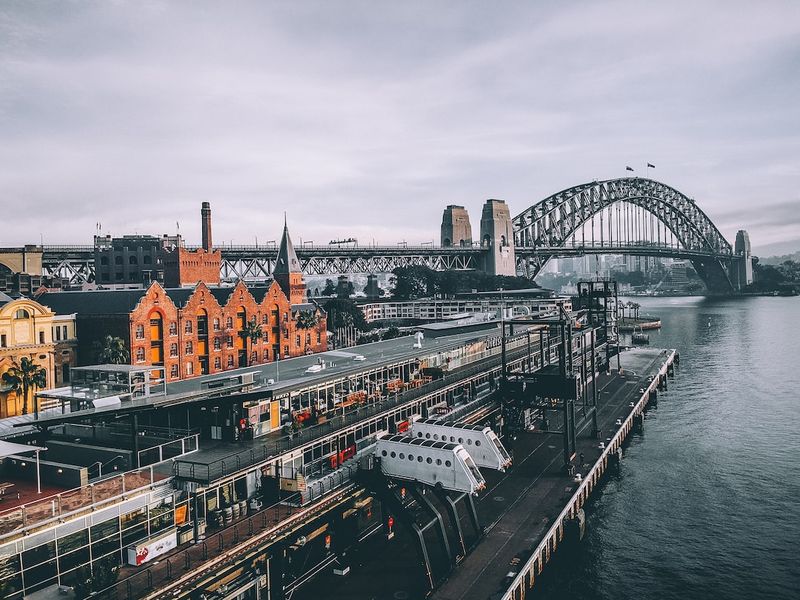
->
[480,199,516,277]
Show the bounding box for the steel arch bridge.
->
[512,177,742,293]
[22,177,746,294]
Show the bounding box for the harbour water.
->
[534,296,800,600]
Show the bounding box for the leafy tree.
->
[2,357,47,415]
[96,335,130,365]
[321,279,337,296]
[382,326,402,340]
[390,266,437,299]
[296,310,319,329]
[240,318,263,366]
[323,298,367,331]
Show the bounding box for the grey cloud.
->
[1,0,799,250]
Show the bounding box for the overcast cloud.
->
[1,0,799,252]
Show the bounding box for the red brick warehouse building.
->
[39,222,327,381]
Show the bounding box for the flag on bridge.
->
[647,163,656,168]
[626,166,634,171]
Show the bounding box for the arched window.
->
[14,309,30,320]
[129,256,138,265]
[483,234,491,247]
[100,256,109,266]
[115,256,123,265]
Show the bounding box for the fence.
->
[0,466,164,542]
[137,433,200,468]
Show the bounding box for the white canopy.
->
[0,440,46,460]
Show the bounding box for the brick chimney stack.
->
[201,201,212,251]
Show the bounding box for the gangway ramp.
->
[410,418,512,471]
[376,434,486,495]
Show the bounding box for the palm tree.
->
[296,310,319,330]
[240,318,263,366]
[631,302,641,320]
[2,357,47,415]
[96,335,130,364]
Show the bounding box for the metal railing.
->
[138,433,200,467]
[0,466,166,542]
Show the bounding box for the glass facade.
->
[0,494,187,597]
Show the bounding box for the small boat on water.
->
[632,326,650,345]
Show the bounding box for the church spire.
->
[274,219,301,275]
[274,218,306,304]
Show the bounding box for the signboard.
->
[126,529,178,566]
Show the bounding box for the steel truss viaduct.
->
[11,178,746,294]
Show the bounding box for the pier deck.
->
[294,347,675,600]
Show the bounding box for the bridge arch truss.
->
[512,178,737,291]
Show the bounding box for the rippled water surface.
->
[535,296,800,600]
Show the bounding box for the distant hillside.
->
[752,238,800,260]
[760,251,800,265]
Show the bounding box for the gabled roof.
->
[274,220,301,275]
[208,287,236,307]
[38,289,148,315]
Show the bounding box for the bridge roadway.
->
[291,347,673,600]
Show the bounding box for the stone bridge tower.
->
[440,205,473,247]
[734,229,753,289]
[480,199,516,277]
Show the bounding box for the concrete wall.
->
[2,455,87,489]
[45,440,133,472]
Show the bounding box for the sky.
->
[1,0,799,255]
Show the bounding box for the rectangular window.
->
[185,320,193,334]
[169,322,178,336]
[186,362,194,376]
[185,341,193,355]
[295,335,301,346]
[226,335,233,348]
[39,331,45,344]
[213,318,220,331]
[54,327,61,341]
[213,338,221,351]
[262,315,268,325]
[135,324,144,339]
[1,334,6,348]
[227,356,234,367]
[170,364,179,378]
[214,357,221,369]
[62,325,68,339]
[170,343,178,357]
